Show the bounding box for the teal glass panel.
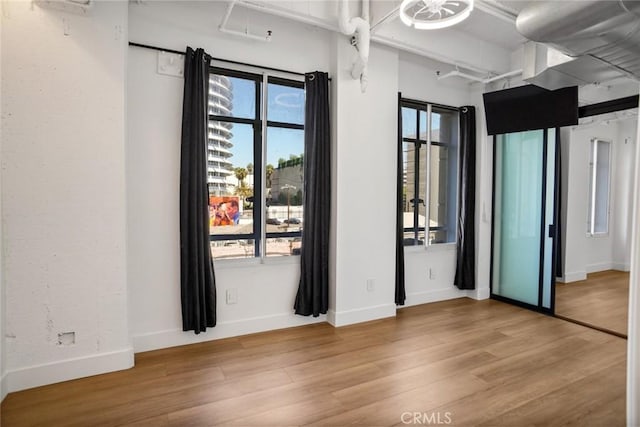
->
[492,130,544,306]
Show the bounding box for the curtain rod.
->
[129,42,330,80]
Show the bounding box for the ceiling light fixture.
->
[399,0,474,30]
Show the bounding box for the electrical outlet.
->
[57,332,75,346]
[429,268,435,280]
[226,288,238,305]
[366,279,375,292]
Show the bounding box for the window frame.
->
[587,137,612,237]
[208,67,305,259]
[400,97,459,247]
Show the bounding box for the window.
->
[400,99,459,246]
[208,68,305,259]
[588,138,611,235]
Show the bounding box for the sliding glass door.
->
[491,129,557,312]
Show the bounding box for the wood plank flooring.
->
[556,270,629,337]
[0,298,627,426]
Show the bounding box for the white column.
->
[627,83,640,427]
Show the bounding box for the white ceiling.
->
[454,7,525,51]
[369,0,527,52]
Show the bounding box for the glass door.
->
[491,129,557,312]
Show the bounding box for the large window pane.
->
[402,141,412,229]
[210,240,255,260]
[418,144,427,234]
[429,145,448,229]
[267,83,304,125]
[266,237,302,257]
[266,127,304,213]
[209,74,256,119]
[420,110,428,141]
[403,139,426,246]
[208,121,254,238]
[431,109,458,143]
[404,230,426,245]
[402,107,417,139]
[266,127,304,256]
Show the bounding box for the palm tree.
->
[234,167,248,187]
[266,164,275,187]
[233,167,249,208]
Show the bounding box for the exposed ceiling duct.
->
[516,0,640,90]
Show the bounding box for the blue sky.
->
[402,107,441,139]
[225,77,305,170]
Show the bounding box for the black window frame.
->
[400,98,459,246]
[208,67,305,259]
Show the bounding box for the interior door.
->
[491,129,557,312]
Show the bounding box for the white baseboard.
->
[1,371,7,402]
[473,286,491,300]
[612,262,630,272]
[586,262,614,274]
[7,347,134,393]
[328,304,396,327]
[133,312,327,353]
[404,287,474,307]
[327,309,336,326]
[560,271,587,283]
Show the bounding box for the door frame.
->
[489,129,559,315]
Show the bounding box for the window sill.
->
[586,232,609,239]
[427,242,457,252]
[404,242,456,254]
[214,255,300,269]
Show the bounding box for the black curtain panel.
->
[454,106,476,290]
[294,71,331,317]
[396,93,406,305]
[180,47,217,333]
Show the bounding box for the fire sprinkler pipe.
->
[437,68,523,84]
[339,0,371,92]
[437,70,485,83]
[219,0,272,43]
[483,69,523,83]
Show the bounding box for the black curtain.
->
[454,106,476,290]
[294,71,331,317]
[395,93,406,305]
[180,47,216,333]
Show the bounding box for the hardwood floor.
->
[0,298,626,426]
[556,270,629,337]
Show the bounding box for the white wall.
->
[626,83,640,427]
[470,86,493,301]
[1,0,132,392]
[127,1,333,352]
[0,0,5,402]
[562,118,637,281]
[613,119,638,271]
[329,40,398,325]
